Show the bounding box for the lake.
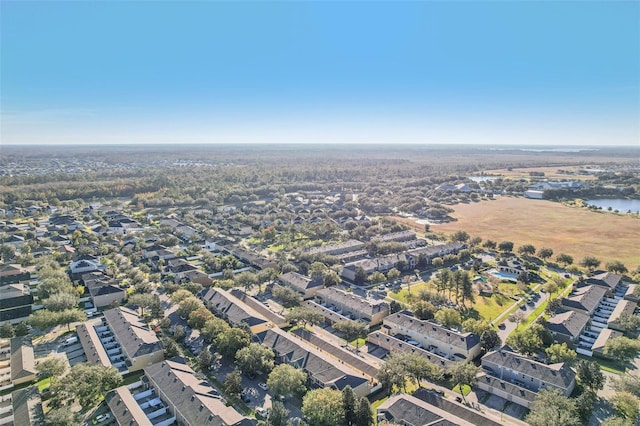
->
[469,176,498,182]
[586,199,640,214]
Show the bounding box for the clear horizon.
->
[1,1,638,146]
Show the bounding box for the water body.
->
[469,176,498,182]
[586,199,640,214]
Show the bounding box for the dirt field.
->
[481,165,598,180]
[401,197,640,271]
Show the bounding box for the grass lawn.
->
[452,383,471,396]
[388,282,432,304]
[576,354,626,375]
[471,293,513,321]
[431,197,640,271]
[350,338,366,349]
[36,377,51,392]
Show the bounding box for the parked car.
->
[93,414,110,424]
[258,382,268,391]
[497,322,506,329]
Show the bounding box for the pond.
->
[469,176,498,182]
[585,199,640,214]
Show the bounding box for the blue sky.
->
[1,1,638,145]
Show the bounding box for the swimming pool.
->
[490,270,518,282]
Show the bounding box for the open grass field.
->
[481,165,597,181]
[431,197,640,270]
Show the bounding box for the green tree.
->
[197,347,214,371]
[449,361,480,403]
[606,260,628,275]
[525,388,581,426]
[272,286,302,308]
[235,343,275,376]
[333,319,368,350]
[44,292,79,312]
[434,308,461,328]
[537,247,554,261]
[236,271,259,294]
[285,306,323,328]
[201,317,230,343]
[575,360,605,392]
[266,401,289,426]
[614,313,640,333]
[188,306,214,329]
[575,390,597,424]
[506,325,543,356]
[412,300,436,320]
[0,244,16,263]
[600,416,634,426]
[450,230,470,243]
[267,364,307,398]
[517,244,536,256]
[604,336,640,363]
[354,397,374,426]
[544,281,559,294]
[611,375,640,398]
[170,288,193,304]
[45,408,81,426]
[462,318,491,335]
[545,343,577,365]
[580,256,601,271]
[480,329,502,352]
[224,369,243,396]
[556,253,574,266]
[342,386,357,426]
[0,323,14,338]
[387,268,401,281]
[49,363,122,410]
[611,391,640,420]
[498,241,514,253]
[127,293,159,317]
[177,296,204,319]
[302,388,345,426]
[323,270,342,287]
[36,357,67,383]
[483,240,497,251]
[354,266,367,285]
[13,322,30,337]
[216,327,251,359]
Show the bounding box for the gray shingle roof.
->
[384,311,480,351]
[103,307,163,360]
[546,310,590,339]
[562,284,607,314]
[481,346,575,391]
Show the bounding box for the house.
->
[106,359,250,426]
[623,284,640,303]
[591,328,623,359]
[0,283,33,323]
[313,287,390,325]
[561,285,607,316]
[2,386,44,426]
[477,345,576,409]
[377,391,501,426]
[367,330,453,368]
[77,307,164,374]
[607,300,638,333]
[0,265,30,286]
[69,258,106,279]
[257,327,371,398]
[81,272,126,308]
[340,253,405,282]
[377,311,481,361]
[546,310,591,347]
[371,230,416,244]
[201,288,273,334]
[584,271,623,295]
[9,337,36,386]
[278,272,324,299]
[405,242,465,269]
[304,239,366,257]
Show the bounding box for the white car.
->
[93,413,110,424]
[258,382,268,391]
